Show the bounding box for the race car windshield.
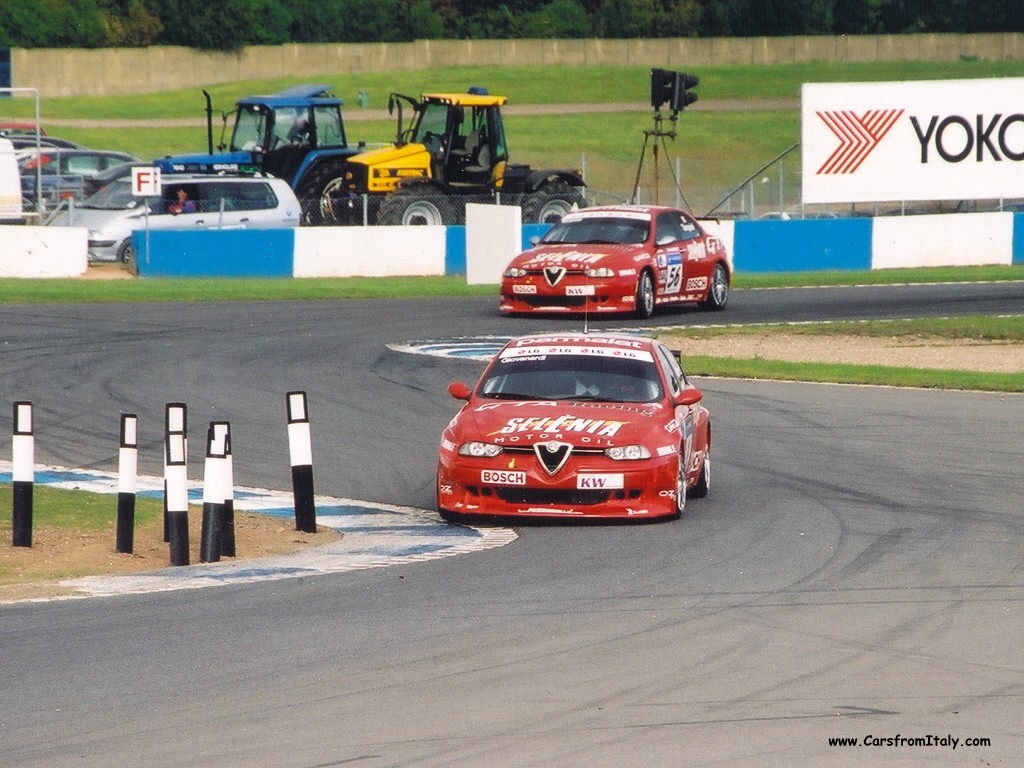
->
[540,216,649,245]
[479,353,663,403]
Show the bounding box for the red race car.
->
[499,204,730,318]
[437,332,712,523]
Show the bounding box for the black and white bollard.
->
[115,413,139,554]
[163,403,187,543]
[286,391,317,533]
[11,401,34,548]
[165,431,190,566]
[214,422,236,557]
[199,422,229,563]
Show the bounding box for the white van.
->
[0,137,23,223]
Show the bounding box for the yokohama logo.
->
[815,109,904,174]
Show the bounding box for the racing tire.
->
[674,452,687,517]
[634,269,655,319]
[116,238,132,264]
[379,187,452,226]
[121,240,138,276]
[689,451,711,499]
[524,183,586,224]
[438,507,462,523]
[701,263,730,311]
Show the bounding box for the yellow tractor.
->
[327,88,587,225]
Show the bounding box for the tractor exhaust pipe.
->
[203,90,214,155]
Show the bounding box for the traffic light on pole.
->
[650,69,699,113]
[650,68,674,110]
[670,72,699,112]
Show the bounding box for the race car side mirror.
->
[448,381,472,400]
[675,388,703,407]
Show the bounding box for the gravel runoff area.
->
[659,331,1024,374]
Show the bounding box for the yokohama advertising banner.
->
[802,78,1024,204]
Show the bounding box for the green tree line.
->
[1,0,1020,51]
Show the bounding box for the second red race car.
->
[437,332,712,523]
[499,204,730,318]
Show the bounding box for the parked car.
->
[47,173,301,263]
[0,122,47,137]
[437,331,713,523]
[79,160,150,199]
[7,135,85,151]
[499,204,731,319]
[19,147,138,211]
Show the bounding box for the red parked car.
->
[437,332,712,523]
[499,204,730,318]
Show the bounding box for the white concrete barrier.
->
[871,212,1013,270]
[293,225,446,277]
[0,226,88,277]
[465,203,522,285]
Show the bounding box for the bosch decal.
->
[481,469,526,485]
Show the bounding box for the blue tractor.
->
[155,84,359,224]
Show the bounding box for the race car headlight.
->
[605,445,651,460]
[504,267,527,278]
[584,267,615,278]
[458,441,504,458]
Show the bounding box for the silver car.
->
[48,173,301,262]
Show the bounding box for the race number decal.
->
[663,251,683,295]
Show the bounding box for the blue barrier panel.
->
[1014,213,1024,266]
[733,218,873,273]
[445,226,466,276]
[133,229,295,277]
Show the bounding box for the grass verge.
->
[3,264,1022,303]
[0,484,340,599]
[682,355,1022,393]
[0,485,162,585]
[661,314,1024,393]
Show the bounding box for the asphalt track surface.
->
[2,281,1024,767]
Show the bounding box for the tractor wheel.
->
[295,163,351,226]
[524,182,585,224]
[379,187,454,226]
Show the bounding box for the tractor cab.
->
[402,89,509,187]
[226,85,348,182]
[155,84,351,190]
[345,88,510,197]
